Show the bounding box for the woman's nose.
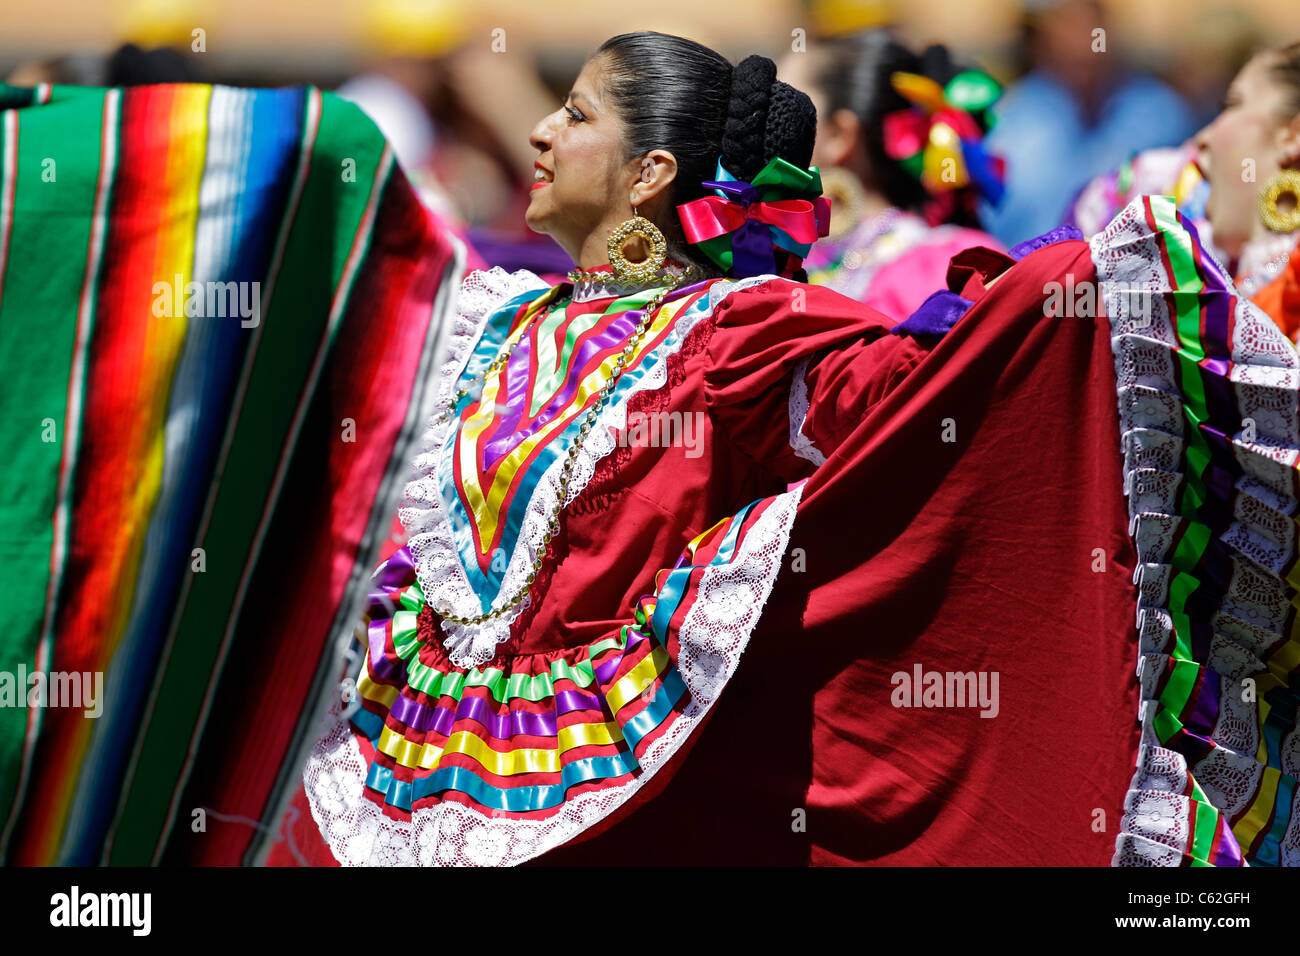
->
[529,110,559,154]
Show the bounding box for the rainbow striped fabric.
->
[0,81,462,864]
[1100,195,1300,866]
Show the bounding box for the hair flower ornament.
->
[882,69,1005,220]
[676,156,831,278]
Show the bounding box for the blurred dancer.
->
[7,43,203,88]
[780,31,1005,318]
[1195,42,1300,339]
[334,0,468,225]
[1066,144,1208,241]
[1086,42,1300,344]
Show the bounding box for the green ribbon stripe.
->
[383,604,628,703]
[1189,798,1223,864]
[1144,197,1221,720]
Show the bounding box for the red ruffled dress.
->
[273,197,1300,865]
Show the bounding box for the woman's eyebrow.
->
[569,89,595,110]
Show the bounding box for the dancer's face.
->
[525,55,677,267]
[1195,53,1300,257]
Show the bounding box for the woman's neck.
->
[1235,228,1299,295]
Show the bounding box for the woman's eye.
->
[565,106,585,123]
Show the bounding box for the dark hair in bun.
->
[595,32,818,277]
[815,30,991,227]
[723,54,817,180]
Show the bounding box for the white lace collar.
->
[568,260,702,303]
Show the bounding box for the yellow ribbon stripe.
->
[1231,764,1281,857]
[606,645,672,715]
[457,295,693,553]
[375,719,627,774]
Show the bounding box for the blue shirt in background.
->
[980,70,1197,247]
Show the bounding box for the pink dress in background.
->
[804,207,1003,319]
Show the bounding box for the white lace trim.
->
[398,267,780,668]
[788,356,826,467]
[1094,198,1300,866]
[1235,230,1299,300]
[303,482,804,866]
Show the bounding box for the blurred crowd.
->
[1,0,1285,288]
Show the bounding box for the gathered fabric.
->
[289,198,1300,867]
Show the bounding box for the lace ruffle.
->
[397,267,552,666]
[788,356,827,467]
[1096,197,1300,867]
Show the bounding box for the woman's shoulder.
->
[862,223,1006,318]
[703,274,903,396]
[707,274,898,334]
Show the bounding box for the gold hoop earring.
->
[607,208,667,283]
[1259,169,1300,233]
[819,167,868,240]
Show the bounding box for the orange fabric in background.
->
[1251,242,1300,343]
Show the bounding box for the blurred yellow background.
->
[3,0,1296,80]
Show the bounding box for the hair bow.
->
[676,156,831,278]
[882,69,1005,209]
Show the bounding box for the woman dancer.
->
[289,31,1299,867]
[1198,41,1300,339]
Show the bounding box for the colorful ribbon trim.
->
[440,281,714,605]
[347,501,768,818]
[1112,195,1300,867]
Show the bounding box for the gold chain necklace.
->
[430,273,686,626]
[566,261,698,288]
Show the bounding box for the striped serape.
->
[0,81,463,864]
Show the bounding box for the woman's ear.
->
[819,108,862,169]
[1279,112,1300,169]
[630,149,678,208]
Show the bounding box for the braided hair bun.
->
[712,54,818,279]
[721,55,817,181]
